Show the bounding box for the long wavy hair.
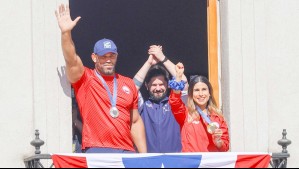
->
[187,75,222,116]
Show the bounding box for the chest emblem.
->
[145,102,153,108]
[162,104,170,112]
[122,86,130,94]
[192,120,200,124]
[188,115,200,124]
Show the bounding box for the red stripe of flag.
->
[52,155,88,168]
[235,154,271,168]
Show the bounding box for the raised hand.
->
[148,45,165,62]
[55,4,81,33]
[146,55,159,66]
[175,62,184,82]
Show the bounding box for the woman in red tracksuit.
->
[169,62,230,152]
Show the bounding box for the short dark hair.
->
[144,64,170,84]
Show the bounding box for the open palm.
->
[55,4,81,33]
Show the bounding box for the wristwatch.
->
[161,57,168,64]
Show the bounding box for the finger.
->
[214,129,222,134]
[177,62,183,67]
[66,4,70,14]
[177,65,184,69]
[55,10,59,20]
[56,68,61,78]
[213,133,222,139]
[59,4,63,14]
[74,16,81,24]
[213,132,220,136]
[176,65,183,70]
[213,132,221,136]
[62,4,66,13]
[148,49,155,53]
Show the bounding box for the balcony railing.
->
[24,129,292,168]
[23,130,53,168]
[270,129,292,168]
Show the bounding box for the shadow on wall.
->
[57,66,71,97]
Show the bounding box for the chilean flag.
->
[52,152,271,168]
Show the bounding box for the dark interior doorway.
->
[70,0,208,98]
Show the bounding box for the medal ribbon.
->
[95,70,117,108]
[196,105,211,124]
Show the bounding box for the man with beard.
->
[55,4,146,153]
[134,45,187,153]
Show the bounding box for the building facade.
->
[0,0,298,167]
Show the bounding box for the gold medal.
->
[207,122,219,134]
[110,107,119,118]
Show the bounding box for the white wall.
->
[0,0,34,167]
[220,0,299,167]
[0,0,71,167]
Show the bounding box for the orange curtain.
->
[207,0,219,107]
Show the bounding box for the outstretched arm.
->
[168,62,187,127]
[55,4,84,83]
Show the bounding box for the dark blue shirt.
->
[139,96,182,153]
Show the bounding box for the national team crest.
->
[122,86,130,94]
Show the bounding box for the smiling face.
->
[187,76,218,115]
[92,52,118,75]
[192,82,211,109]
[144,65,170,102]
[147,75,168,102]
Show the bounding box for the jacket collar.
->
[148,96,169,104]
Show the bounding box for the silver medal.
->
[110,107,119,118]
[207,122,219,134]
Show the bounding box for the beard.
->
[99,65,115,75]
[102,69,114,75]
[149,90,168,102]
